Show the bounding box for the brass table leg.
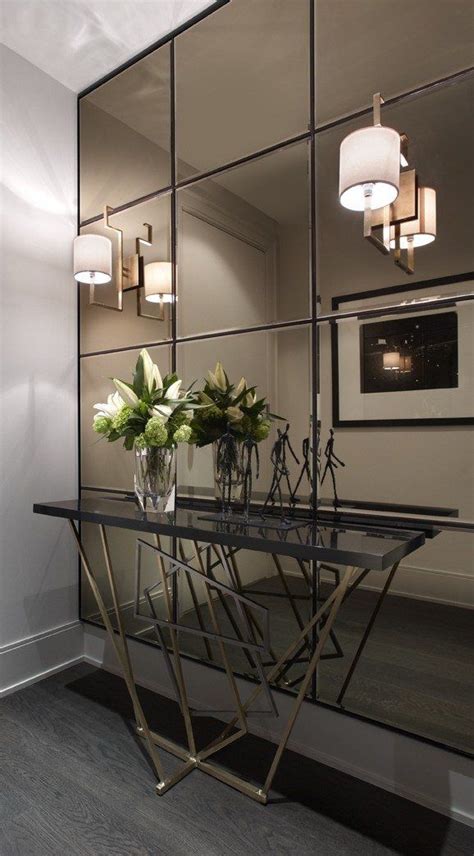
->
[153,534,197,758]
[70,521,166,785]
[196,567,357,802]
[337,561,400,705]
[79,519,357,805]
[262,565,353,795]
[191,541,249,734]
[227,549,278,664]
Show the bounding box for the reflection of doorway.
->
[360,311,458,394]
[177,186,277,338]
[177,187,278,497]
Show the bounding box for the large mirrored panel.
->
[316,74,474,311]
[175,0,310,179]
[314,0,474,126]
[314,71,474,755]
[80,44,171,222]
[81,345,171,490]
[80,194,172,353]
[177,141,310,337]
[316,530,473,754]
[177,325,312,502]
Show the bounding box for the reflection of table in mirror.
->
[33,496,425,804]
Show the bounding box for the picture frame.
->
[331,272,474,427]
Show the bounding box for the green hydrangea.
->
[173,424,192,444]
[144,416,168,447]
[111,405,133,433]
[93,415,111,435]
[172,411,189,429]
[252,420,271,442]
[240,415,252,434]
[201,405,224,422]
[135,433,147,450]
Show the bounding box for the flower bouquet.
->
[93,349,194,511]
[190,361,279,506]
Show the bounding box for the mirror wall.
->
[78,0,474,755]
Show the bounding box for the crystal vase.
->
[212,439,244,512]
[134,446,175,512]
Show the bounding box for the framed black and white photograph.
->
[331,273,474,426]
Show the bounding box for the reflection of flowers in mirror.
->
[191,361,282,448]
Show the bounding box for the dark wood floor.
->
[0,664,472,856]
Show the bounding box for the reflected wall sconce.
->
[383,352,401,371]
[382,352,413,373]
[144,262,173,321]
[339,93,436,275]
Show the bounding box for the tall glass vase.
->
[134,446,175,512]
[212,439,244,513]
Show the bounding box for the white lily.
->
[93,391,124,418]
[245,390,257,407]
[150,404,172,420]
[226,406,244,423]
[234,377,247,398]
[141,348,155,393]
[113,378,139,407]
[152,363,163,391]
[166,379,182,400]
[207,361,227,392]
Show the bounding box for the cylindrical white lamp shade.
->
[383,352,400,371]
[390,187,436,249]
[73,234,112,284]
[144,262,173,303]
[339,126,401,211]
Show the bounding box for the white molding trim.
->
[0,620,83,698]
[83,626,474,827]
[307,564,474,608]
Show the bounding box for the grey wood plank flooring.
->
[1,665,472,856]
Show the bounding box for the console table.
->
[33,496,425,804]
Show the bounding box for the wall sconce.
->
[389,186,437,249]
[339,93,436,275]
[73,234,112,285]
[339,104,400,212]
[383,352,401,371]
[144,262,173,321]
[74,204,157,314]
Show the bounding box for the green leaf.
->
[133,354,145,397]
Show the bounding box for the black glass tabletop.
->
[33,496,425,570]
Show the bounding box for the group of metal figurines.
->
[213,420,345,528]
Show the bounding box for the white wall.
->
[0,46,82,695]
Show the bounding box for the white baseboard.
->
[83,626,474,828]
[0,620,84,698]
[291,564,473,608]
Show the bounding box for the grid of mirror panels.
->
[78,0,474,753]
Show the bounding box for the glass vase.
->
[134,446,175,512]
[212,439,244,512]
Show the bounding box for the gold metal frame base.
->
[71,519,355,803]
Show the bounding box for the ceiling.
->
[0,0,218,92]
